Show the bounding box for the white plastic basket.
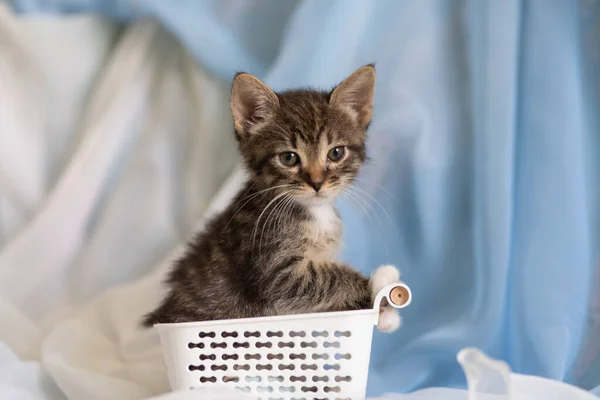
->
[155,282,412,400]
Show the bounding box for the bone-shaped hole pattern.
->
[184,328,357,399]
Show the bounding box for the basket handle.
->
[372,282,412,311]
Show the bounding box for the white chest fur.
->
[301,203,342,262]
[309,203,339,235]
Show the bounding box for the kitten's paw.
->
[370,265,403,333]
[377,306,401,333]
[370,264,400,296]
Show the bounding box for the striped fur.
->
[142,65,388,326]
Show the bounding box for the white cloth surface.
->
[0,5,240,399]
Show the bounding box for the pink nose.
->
[309,180,325,192]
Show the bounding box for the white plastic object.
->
[456,348,598,400]
[457,348,512,400]
[155,282,412,399]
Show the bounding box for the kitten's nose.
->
[309,180,325,192]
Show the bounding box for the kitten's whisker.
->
[342,187,376,225]
[345,186,386,230]
[344,186,379,220]
[353,177,416,221]
[238,181,256,203]
[340,188,369,217]
[279,192,297,238]
[239,184,293,204]
[353,177,397,201]
[279,193,296,227]
[341,188,378,233]
[341,187,387,254]
[259,192,293,254]
[267,192,296,251]
[268,195,286,235]
[223,184,293,231]
[338,195,366,235]
[342,187,388,256]
[340,188,377,243]
[277,193,296,233]
[349,185,398,231]
[251,190,293,259]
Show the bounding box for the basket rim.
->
[153,307,378,329]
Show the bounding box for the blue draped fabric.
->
[10,0,600,396]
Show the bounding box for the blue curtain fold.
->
[9,0,600,396]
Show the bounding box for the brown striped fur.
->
[142,65,384,326]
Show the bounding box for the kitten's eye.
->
[327,146,346,162]
[279,151,299,166]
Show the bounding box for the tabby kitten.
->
[143,65,402,332]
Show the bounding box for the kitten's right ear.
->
[231,73,279,136]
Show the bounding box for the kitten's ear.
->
[231,73,279,136]
[330,65,376,128]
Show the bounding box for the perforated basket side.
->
[157,309,377,399]
[156,282,412,399]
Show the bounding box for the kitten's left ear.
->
[330,64,376,128]
[231,73,279,136]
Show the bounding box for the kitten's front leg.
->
[369,265,402,333]
[271,261,402,333]
[315,263,402,333]
[270,260,372,316]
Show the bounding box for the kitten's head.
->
[230,65,375,206]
